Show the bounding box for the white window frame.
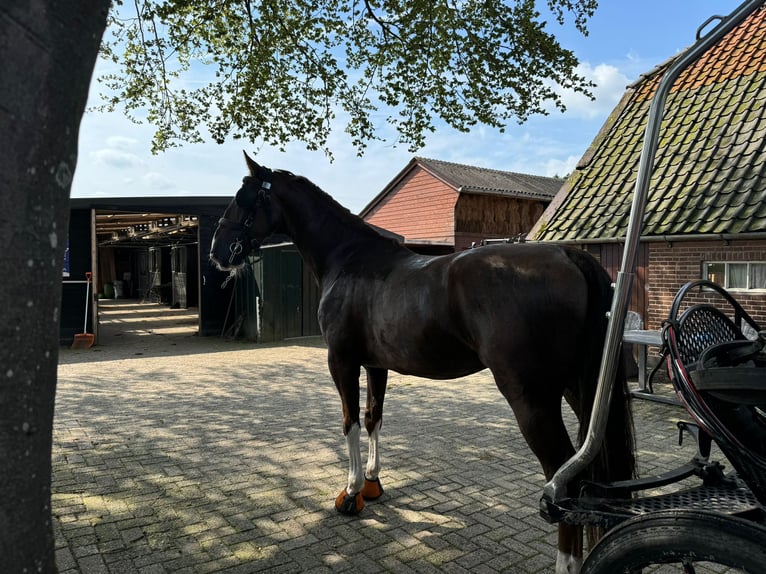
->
[702,261,766,292]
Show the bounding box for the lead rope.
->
[221,269,237,289]
[220,270,238,338]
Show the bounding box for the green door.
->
[281,250,303,338]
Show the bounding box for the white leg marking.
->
[365,420,382,480]
[555,550,582,574]
[346,423,364,495]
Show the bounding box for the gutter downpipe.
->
[542,0,765,505]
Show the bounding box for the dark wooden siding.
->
[454,195,548,250]
[251,244,320,342]
[597,243,649,326]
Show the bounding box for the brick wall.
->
[647,240,766,329]
[364,166,457,245]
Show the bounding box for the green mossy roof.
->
[533,7,766,242]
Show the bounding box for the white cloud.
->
[142,172,177,191]
[554,62,629,120]
[544,155,580,178]
[90,148,144,169]
[105,135,139,150]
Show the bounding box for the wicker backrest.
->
[676,304,746,368]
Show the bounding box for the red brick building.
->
[361,157,561,252]
[530,7,766,329]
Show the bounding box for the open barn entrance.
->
[63,197,232,346]
[94,210,201,342]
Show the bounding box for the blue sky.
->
[71,1,743,214]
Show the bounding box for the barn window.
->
[703,261,766,291]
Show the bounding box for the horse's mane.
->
[287,172,403,248]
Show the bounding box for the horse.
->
[209,152,636,574]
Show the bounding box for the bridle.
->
[218,167,273,265]
[217,213,255,265]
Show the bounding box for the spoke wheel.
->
[581,510,766,574]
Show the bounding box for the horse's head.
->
[209,152,281,270]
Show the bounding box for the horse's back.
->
[446,244,595,373]
[319,250,485,377]
[447,243,591,316]
[319,242,603,381]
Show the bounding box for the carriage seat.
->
[669,290,766,461]
[694,337,766,406]
[675,302,766,402]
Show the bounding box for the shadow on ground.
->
[53,301,706,573]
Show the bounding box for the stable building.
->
[529,6,766,329]
[62,197,233,345]
[361,157,562,252]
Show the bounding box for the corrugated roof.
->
[531,6,766,242]
[417,158,563,200]
[360,157,562,216]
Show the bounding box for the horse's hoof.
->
[335,489,364,515]
[361,477,384,501]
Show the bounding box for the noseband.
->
[217,212,256,265]
[219,170,273,265]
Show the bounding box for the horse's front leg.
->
[360,367,387,501]
[328,353,365,515]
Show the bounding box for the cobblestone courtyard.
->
[54,300,701,573]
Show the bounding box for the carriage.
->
[541,1,766,570]
[541,277,766,572]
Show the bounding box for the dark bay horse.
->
[210,153,635,574]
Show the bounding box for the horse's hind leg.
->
[517,402,583,573]
[361,367,387,501]
[495,377,583,573]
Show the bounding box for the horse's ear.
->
[243,151,260,176]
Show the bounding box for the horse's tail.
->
[566,247,636,486]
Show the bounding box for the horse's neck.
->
[275,186,405,283]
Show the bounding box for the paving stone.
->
[77,553,109,574]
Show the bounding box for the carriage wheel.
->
[581,509,766,573]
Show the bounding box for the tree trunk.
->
[0,2,109,571]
